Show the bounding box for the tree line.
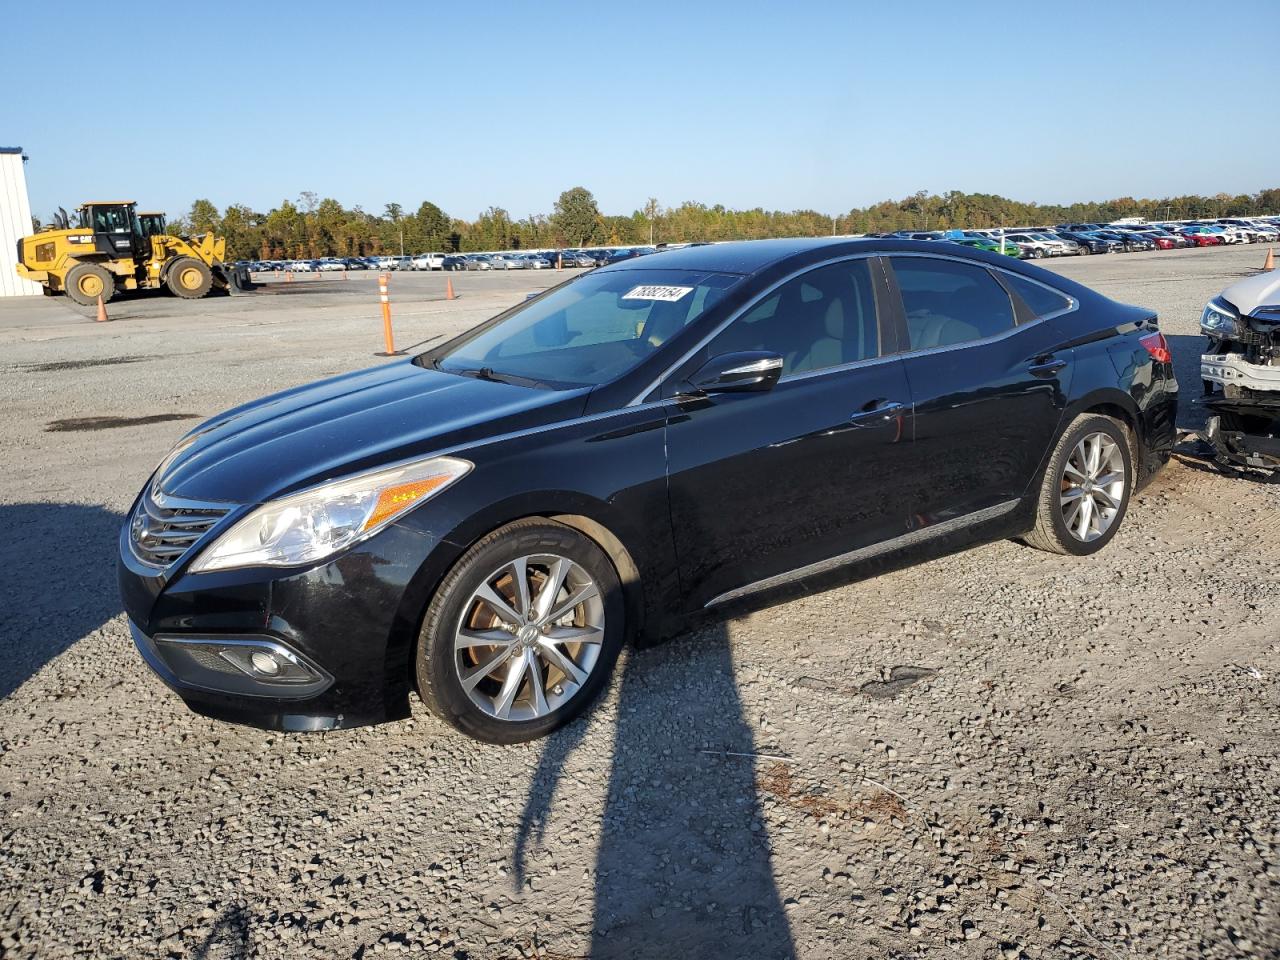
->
[75,185,1280,261]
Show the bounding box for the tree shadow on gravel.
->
[190,902,251,960]
[0,503,125,701]
[515,621,795,959]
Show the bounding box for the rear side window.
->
[890,257,1016,350]
[1001,272,1072,319]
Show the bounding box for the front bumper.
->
[129,620,351,730]
[118,514,448,732]
[1201,354,1280,392]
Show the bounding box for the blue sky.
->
[2,1,1275,222]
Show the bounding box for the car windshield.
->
[424,268,742,389]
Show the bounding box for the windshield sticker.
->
[621,285,694,302]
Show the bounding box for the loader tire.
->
[167,257,214,299]
[65,263,116,306]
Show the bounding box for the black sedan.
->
[120,239,1178,742]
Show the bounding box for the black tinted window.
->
[705,259,879,375]
[1001,272,1072,319]
[891,257,1016,349]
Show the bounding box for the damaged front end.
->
[1199,272,1280,470]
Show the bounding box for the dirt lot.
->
[1,246,1277,959]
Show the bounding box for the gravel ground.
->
[1,246,1277,959]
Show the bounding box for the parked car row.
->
[235,218,1275,276]
[237,247,666,275]
[870,216,1280,260]
[439,247,659,271]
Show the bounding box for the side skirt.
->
[704,499,1023,610]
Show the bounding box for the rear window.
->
[892,257,1017,349]
[1002,272,1072,319]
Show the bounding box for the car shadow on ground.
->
[0,503,125,701]
[514,619,796,959]
[1165,334,1206,430]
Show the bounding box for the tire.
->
[64,262,116,306]
[416,518,626,743]
[1078,246,1091,255]
[166,257,214,298]
[1023,414,1134,556]
[1032,247,1045,259]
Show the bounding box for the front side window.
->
[891,257,1016,350]
[701,259,880,376]
[428,269,741,388]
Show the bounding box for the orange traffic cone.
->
[1266,247,1276,271]
[95,294,109,323]
[445,277,456,301]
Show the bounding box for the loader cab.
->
[137,212,166,239]
[76,201,144,260]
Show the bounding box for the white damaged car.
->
[1200,270,1280,469]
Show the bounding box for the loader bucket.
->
[226,265,260,295]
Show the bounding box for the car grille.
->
[129,485,234,570]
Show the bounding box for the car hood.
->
[1220,271,1280,318]
[156,360,588,504]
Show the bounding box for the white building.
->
[0,147,43,298]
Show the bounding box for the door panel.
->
[886,256,1073,524]
[665,359,914,608]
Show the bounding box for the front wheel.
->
[166,257,214,298]
[64,262,116,306]
[416,519,625,743]
[1023,415,1133,556]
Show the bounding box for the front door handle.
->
[1029,357,1067,378]
[848,400,907,425]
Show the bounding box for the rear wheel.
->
[1024,414,1133,556]
[166,257,213,299]
[64,262,116,306]
[416,519,626,743]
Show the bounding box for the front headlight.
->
[190,456,472,573]
[1200,301,1239,338]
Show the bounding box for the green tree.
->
[411,201,451,253]
[188,198,220,235]
[551,187,603,246]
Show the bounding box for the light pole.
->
[831,215,837,237]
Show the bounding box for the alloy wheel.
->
[1059,432,1126,542]
[454,554,605,721]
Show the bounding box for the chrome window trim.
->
[776,352,901,385]
[626,252,883,406]
[626,250,1081,405]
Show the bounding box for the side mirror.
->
[686,351,784,395]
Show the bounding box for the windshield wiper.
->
[450,366,544,388]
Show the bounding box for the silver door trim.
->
[703,498,1021,609]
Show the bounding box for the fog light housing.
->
[150,636,332,698]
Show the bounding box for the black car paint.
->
[119,239,1178,730]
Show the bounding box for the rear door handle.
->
[1029,357,1067,378]
[848,400,907,425]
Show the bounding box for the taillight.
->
[1140,331,1172,364]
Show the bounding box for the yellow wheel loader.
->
[14,202,233,305]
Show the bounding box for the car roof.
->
[594,237,880,275]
